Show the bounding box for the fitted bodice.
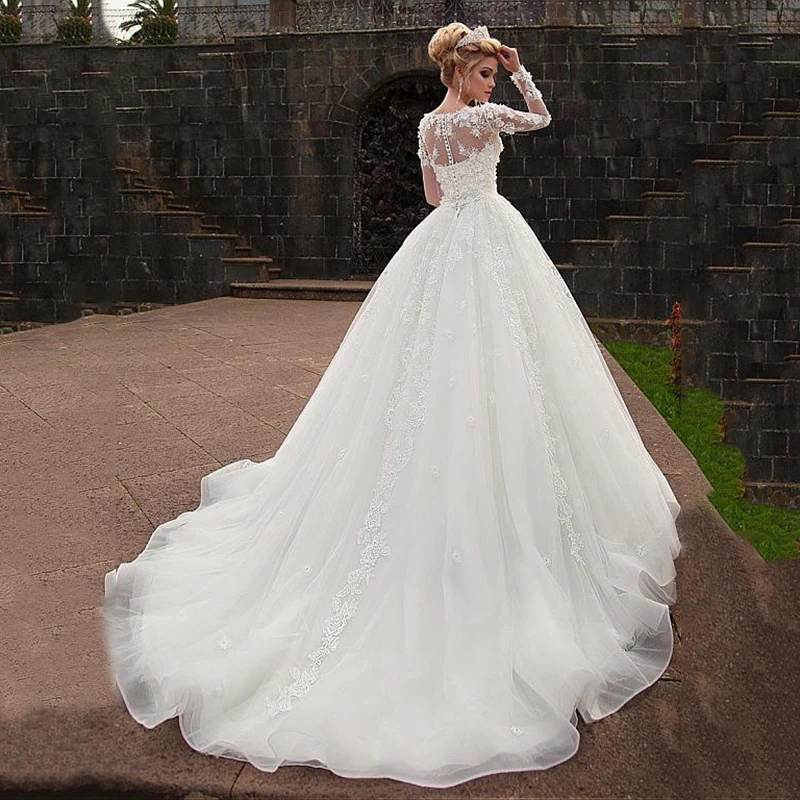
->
[417,97,552,211]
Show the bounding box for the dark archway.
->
[353,73,444,277]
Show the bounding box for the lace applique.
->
[510,65,543,103]
[481,203,586,566]
[510,725,524,737]
[337,447,347,460]
[636,544,648,557]
[302,564,312,575]
[430,465,440,478]
[265,226,444,719]
[452,550,463,564]
[216,636,232,651]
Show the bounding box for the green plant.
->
[57,15,91,44]
[604,339,800,560]
[56,0,93,45]
[119,0,178,45]
[69,0,91,17]
[0,0,21,44]
[663,299,683,413]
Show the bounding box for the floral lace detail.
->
[417,70,550,210]
[452,550,463,564]
[510,65,543,103]
[510,725,524,737]
[216,635,232,651]
[480,203,586,566]
[265,228,445,719]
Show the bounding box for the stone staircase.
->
[115,163,279,301]
[562,44,800,505]
[0,175,62,332]
[688,100,799,503]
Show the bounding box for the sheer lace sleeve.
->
[483,65,551,134]
[417,124,433,168]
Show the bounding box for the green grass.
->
[604,340,800,561]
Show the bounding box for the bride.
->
[103,22,682,789]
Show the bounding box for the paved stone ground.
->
[1,297,798,799]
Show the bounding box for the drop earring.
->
[457,75,464,102]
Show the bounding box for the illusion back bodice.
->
[422,119,503,207]
[417,72,552,209]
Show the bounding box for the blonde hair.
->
[427,22,502,89]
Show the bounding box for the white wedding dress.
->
[103,68,681,789]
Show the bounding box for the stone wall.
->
[0,23,798,502]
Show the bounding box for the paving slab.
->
[0,297,797,799]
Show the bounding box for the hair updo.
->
[427,22,502,89]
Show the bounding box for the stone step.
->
[777,218,800,243]
[707,265,752,273]
[187,232,239,255]
[22,205,47,212]
[692,159,736,166]
[742,241,790,249]
[148,210,205,217]
[745,361,790,380]
[726,136,772,160]
[743,376,789,386]
[761,112,800,134]
[222,257,277,283]
[121,187,174,196]
[230,279,375,302]
[166,203,193,211]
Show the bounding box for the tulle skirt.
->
[103,192,681,788]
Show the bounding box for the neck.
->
[444,87,470,108]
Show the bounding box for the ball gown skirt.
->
[103,187,681,788]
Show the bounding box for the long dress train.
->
[103,66,681,789]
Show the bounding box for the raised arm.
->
[485,45,551,134]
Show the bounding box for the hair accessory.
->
[456,24,491,49]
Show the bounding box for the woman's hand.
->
[498,45,522,73]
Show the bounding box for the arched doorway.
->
[353,73,443,277]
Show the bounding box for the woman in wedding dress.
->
[103,22,681,789]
